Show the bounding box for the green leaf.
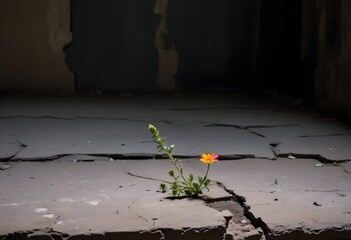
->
[159,183,167,192]
[184,189,192,195]
[198,176,203,183]
[189,174,194,182]
[168,169,174,177]
[171,182,178,189]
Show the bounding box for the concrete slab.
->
[0,160,226,239]
[1,95,351,161]
[252,122,351,161]
[210,158,351,239]
[1,158,350,239]
[341,161,351,174]
[0,118,275,160]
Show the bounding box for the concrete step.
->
[0,158,350,240]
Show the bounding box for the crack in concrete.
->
[275,152,351,163]
[141,229,165,240]
[0,115,148,122]
[215,182,271,237]
[343,169,351,174]
[128,199,148,222]
[1,140,27,162]
[2,153,256,162]
[204,123,267,138]
[127,172,171,184]
[303,189,340,193]
[125,170,264,239]
[299,133,351,138]
[1,228,70,240]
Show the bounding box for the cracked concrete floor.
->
[0,94,351,239]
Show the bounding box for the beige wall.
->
[0,0,74,94]
[303,0,351,119]
[1,0,350,120]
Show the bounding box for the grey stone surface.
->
[252,123,351,161]
[1,95,351,161]
[341,161,351,174]
[242,229,261,240]
[211,158,351,239]
[0,160,226,239]
[1,95,351,239]
[0,94,351,161]
[1,158,350,239]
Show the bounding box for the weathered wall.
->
[154,0,178,92]
[66,0,261,93]
[168,0,261,91]
[0,0,74,94]
[302,0,351,119]
[66,0,158,93]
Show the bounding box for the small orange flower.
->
[200,153,219,164]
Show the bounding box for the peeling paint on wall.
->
[47,0,72,54]
[310,0,351,119]
[153,0,178,92]
[0,0,74,94]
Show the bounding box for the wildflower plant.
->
[148,124,218,197]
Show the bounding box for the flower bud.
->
[168,169,174,176]
[148,124,158,136]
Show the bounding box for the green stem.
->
[163,145,190,187]
[204,163,210,180]
[199,163,211,191]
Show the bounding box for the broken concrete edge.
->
[6,152,351,163]
[2,151,351,163]
[0,164,261,240]
[214,182,272,237]
[0,153,257,162]
[2,161,350,240]
[0,226,227,240]
[266,225,351,240]
[276,152,351,163]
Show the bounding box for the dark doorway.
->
[65,0,306,96]
[167,0,261,92]
[256,0,304,97]
[65,0,158,93]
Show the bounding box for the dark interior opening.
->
[65,0,312,100]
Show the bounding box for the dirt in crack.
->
[206,182,270,240]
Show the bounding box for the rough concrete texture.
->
[0,160,228,240]
[0,94,351,161]
[212,158,351,240]
[0,94,351,239]
[0,158,350,239]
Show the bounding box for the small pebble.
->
[35,208,48,213]
[0,165,11,170]
[313,201,322,206]
[43,213,55,219]
[241,225,253,232]
[315,163,324,167]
